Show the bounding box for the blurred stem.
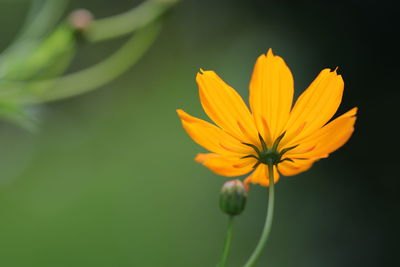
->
[86,0,178,42]
[22,0,179,103]
[27,21,162,103]
[243,164,275,267]
[218,216,234,267]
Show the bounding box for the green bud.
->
[219,179,247,216]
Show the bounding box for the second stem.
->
[218,216,234,267]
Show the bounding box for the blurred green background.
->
[0,0,397,266]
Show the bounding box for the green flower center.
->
[258,149,281,165]
[241,132,297,168]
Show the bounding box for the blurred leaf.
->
[0,24,77,81]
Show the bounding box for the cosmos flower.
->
[177,49,357,188]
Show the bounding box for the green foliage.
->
[0,0,176,130]
[1,24,76,81]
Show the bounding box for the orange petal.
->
[282,68,344,147]
[196,70,259,145]
[196,153,255,177]
[249,49,294,145]
[244,164,280,187]
[286,107,357,159]
[277,158,314,176]
[177,109,252,156]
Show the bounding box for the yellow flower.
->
[177,49,357,188]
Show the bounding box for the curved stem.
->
[243,164,275,267]
[86,0,178,42]
[218,216,235,267]
[26,20,162,103]
[2,0,178,104]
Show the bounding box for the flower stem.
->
[218,216,235,267]
[86,0,177,43]
[243,164,275,267]
[27,20,162,103]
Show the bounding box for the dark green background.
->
[0,0,397,266]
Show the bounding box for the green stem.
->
[243,164,275,267]
[1,0,178,104]
[86,0,178,42]
[26,20,162,103]
[218,216,235,267]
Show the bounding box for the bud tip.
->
[68,9,94,31]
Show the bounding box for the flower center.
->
[258,149,281,165]
[241,132,298,168]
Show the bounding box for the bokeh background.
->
[0,0,398,266]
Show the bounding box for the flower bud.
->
[68,9,93,32]
[219,179,247,216]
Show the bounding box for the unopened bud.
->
[68,9,93,32]
[219,179,247,216]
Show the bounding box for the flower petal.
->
[244,164,279,187]
[196,70,259,145]
[286,107,357,159]
[177,109,252,156]
[195,153,255,177]
[282,68,344,147]
[278,158,314,176]
[249,49,294,145]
